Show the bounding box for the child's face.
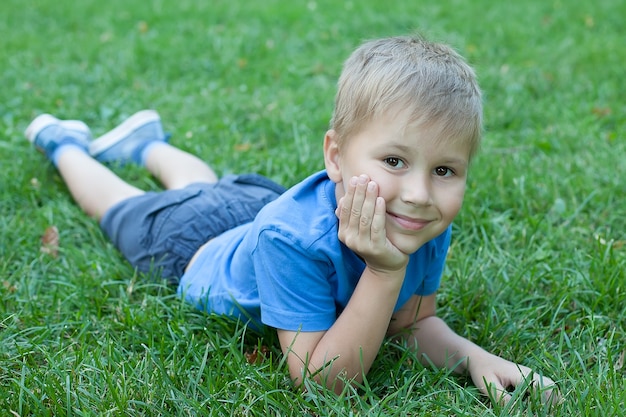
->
[324,112,471,255]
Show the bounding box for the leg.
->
[144,143,218,189]
[25,113,143,220]
[89,109,218,189]
[56,148,143,220]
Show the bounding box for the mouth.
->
[387,212,432,231]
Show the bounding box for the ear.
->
[323,129,343,183]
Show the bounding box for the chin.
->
[390,228,446,254]
[390,236,428,255]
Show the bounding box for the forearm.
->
[401,315,487,374]
[287,174,409,390]
[307,267,403,387]
[401,315,561,405]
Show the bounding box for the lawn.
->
[1,0,625,415]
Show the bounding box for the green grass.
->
[1,0,625,415]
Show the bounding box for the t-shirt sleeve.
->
[253,229,337,332]
[413,225,451,296]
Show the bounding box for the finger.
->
[369,196,387,246]
[337,176,370,245]
[479,377,511,407]
[515,367,561,405]
[337,177,358,230]
[348,175,369,230]
[530,373,561,405]
[358,181,378,237]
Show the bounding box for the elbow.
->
[287,356,363,394]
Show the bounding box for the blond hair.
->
[330,35,483,159]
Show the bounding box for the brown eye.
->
[384,157,404,168]
[434,167,452,177]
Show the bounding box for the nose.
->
[401,172,433,206]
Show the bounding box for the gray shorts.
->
[99,174,285,283]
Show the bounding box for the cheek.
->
[368,175,396,199]
[445,189,466,217]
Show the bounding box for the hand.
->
[468,352,561,406]
[336,175,408,273]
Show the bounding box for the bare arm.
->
[276,174,559,404]
[278,175,408,392]
[278,266,403,391]
[392,294,560,405]
[390,294,482,372]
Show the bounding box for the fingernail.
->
[367,182,375,191]
[349,177,357,186]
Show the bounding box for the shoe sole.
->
[24,114,90,143]
[89,110,161,156]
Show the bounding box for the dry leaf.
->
[245,345,270,364]
[592,107,611,117]
[2,281,17,293]
[234,143,251,152]
[138,21,148,33]
[41,226,60,258]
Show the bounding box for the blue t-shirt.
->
[178,170,450,331]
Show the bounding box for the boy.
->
[25,36,557,404]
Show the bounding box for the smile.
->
[387,212,432,231]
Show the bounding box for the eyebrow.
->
[440,158,469,168]
[385,143,413,154]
